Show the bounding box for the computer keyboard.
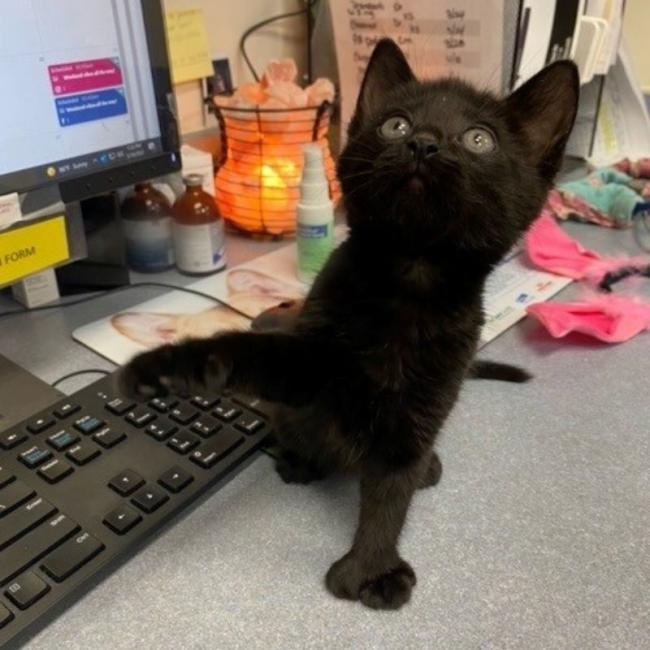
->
[0,374,271,647]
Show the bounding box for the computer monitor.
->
[0,0,180,203]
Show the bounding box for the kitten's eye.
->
[379,116,412,141]
[461,127,496,154]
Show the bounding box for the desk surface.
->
[1,223,648,650]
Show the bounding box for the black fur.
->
[119,39,579,610]
[251,300,532,383]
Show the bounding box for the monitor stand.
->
[56,193,130,294]
[20,186,131,295]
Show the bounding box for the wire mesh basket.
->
[213,99,340,237]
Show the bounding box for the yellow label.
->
[0,216,69,286]
[165,9,213,84]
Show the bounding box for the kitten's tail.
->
[468,360,532,383]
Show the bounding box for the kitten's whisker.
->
[338,156,380,165]
[339,170,376,182]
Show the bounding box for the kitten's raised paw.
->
[325,553,416,610]
[117,345,183,399]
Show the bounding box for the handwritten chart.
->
[328,1,505,136]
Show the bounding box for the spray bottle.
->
[296,144,335,283]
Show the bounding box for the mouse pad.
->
[73,230,571,365]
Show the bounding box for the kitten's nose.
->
[406,135,439,161]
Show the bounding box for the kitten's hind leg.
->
[271,405,336,485]
[275,450,330,484]
[418,451,442,488]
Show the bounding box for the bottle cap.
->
[299,144,330,204]
[184,173,204,187]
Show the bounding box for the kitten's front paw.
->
[325,553,416,610]
[118,345,183,399]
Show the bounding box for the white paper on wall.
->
[325,0,505,142]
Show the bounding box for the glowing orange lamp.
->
[213,100,340,236]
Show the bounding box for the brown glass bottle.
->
[121,182,174,272]
[172,174,226,274]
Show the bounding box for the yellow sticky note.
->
[165,8,213,84]
[0,216,69,287]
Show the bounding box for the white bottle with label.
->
[172,174,226,275]
[296,144,334,283]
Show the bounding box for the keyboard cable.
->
[0,281,252,322]
[51,368,112,389]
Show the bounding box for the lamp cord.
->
[239,2,315,83]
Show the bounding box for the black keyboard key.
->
[0,603,13,629]
[212,402,242,423]
[5,572,50,610]
[66,443,101,466]
[190,429,245,469]
[158,466,194,493]
[0,430,27,450]
[26,416,55,434]
[167,431,200,454]
[74,415,105,435]
[47,429,80,451]
[191,417,222,439]
[38,459,74,484]
[108,470,144,496]
[41,531,105,582]
[191,395,220,410]
[0,481,36,519]
[0,496,56,550]
[125,408,156,428]
[54,402,81,419]
[234,415,265,436]
[0,466,14,489]
[169,405,199,425]
[149,397,178,413]
[232,395,272,418]
[19,445,53,469]
[131,485,169,513]
[0,512,79,583]
[105,397,135,415]
[103,504,142,535]
[93,427,126,449]
[145,420,178,441]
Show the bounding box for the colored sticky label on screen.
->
[55,89,127,127]
[49,58,123,95]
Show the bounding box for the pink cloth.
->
[526,295,650,343]
[525,213,649,284]
[524,214,650,343]
[526,213,602,279]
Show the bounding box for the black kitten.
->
[119,39,579,610]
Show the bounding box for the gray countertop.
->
[1,220,648,650]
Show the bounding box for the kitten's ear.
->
[505,61,579,178]
[349,38,415,132]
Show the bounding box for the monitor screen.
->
[0,0,179,200]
